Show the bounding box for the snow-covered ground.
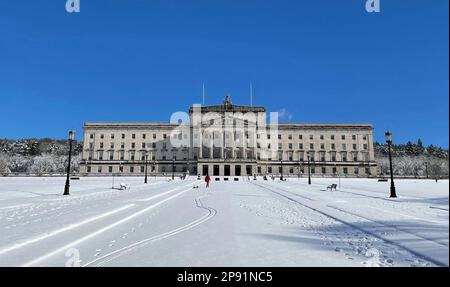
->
[0,176,447,267]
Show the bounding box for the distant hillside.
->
[374,140,449,178]
[0,138,82,174]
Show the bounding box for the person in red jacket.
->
[205,174,211,188]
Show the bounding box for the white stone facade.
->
[80,98,377,177]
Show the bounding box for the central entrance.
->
[235,165,241,176]
[246,165,252,176]
[213,165,220,176]
[224,165,230,176]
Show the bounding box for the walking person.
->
[205,174,211,188]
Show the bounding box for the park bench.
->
[326,184,338,191]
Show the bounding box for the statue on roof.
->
[223,94,232,106]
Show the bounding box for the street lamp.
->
[144,154,148,184]
[385,131,397,198]
[307,154,311,185]
[172,153,175,180]
[63,130,75,195]
[280,159,283,181]
[334,163,341,190]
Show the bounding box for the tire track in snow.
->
[83,196,217,267]
[250,181,447,267]
[326,205,448,248]
[21,185,197,267]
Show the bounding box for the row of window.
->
[89,132,369,142]
[90,142,369,151]
[90,133,169,140]
[86,165,372,175]
[88,150,369,162]
[86,165,187,173]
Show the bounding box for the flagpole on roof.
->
[202,82,205,106]
[250,83,253,106]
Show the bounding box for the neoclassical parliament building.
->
[80,97,377,177]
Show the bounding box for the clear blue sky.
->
[0,0,448,147]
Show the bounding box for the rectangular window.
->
[131,143,135,149]
[121,142,125,149]
[331,143,335,150]
[130,166,134,173]
[141,166,145,173]
[352,135,356,140]
[100,134,104,139]
[90,134,94,139]
[288,134,292,140]
[343,167,348,174]
[309,135,313,140]
[142,134,146,139]
[87,166,91,173]
[341,135,346,140]
[299,134,303,140]
[108,166,113,173]
[110,142,114,149]
[142,143,146,149]
[363,144,368,150]
[121,134,125,139]
[331,135,335,140]
[310,143,314,150]
[111,134,115,139]
[322,167,326,174]
[342,144,347,150]
[153,134,157,139]
[353,144,357,150]
[132,134,136,139]
[98,166,102,173]
[299,143,303,149]
[288,143,293,149]
[99,142,104,149]
[320,143,325,150]
[320,135,324,140]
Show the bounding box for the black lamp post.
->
[307,154,311,185]
[144,154,148,184]
[385,131,397,198]
[172,153,175,180]
[280,159,283,180]
[63,130,75,195]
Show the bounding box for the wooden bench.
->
[326,184,338,191]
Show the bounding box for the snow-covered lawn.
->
[0,176,447,267]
